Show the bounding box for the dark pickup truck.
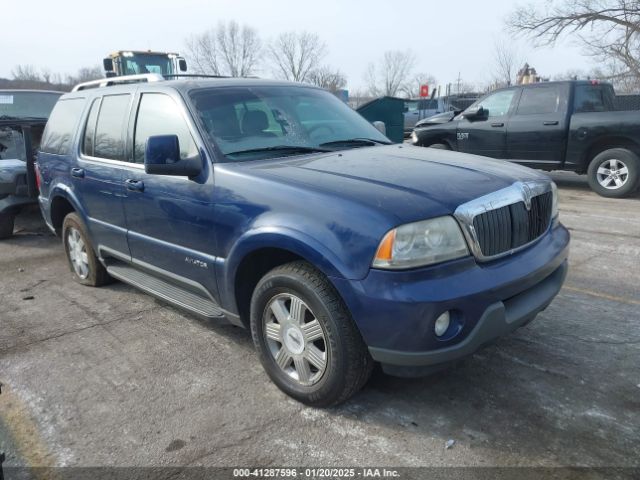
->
[411,80,640,198]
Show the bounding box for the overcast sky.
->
[2,0,592,91]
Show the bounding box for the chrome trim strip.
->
[454,180,553,262]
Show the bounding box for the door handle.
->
[543,121,559,126]
[491,122,504,127]
[125,179,145,192]
[70,168,85,178]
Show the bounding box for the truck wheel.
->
[250,261,373,407]
[0,212,15,239]
[429,143,450,150]
[62,212,111,287]
[587,149,640,198]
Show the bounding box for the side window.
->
[574,85,606,113]
[478,90,516,118]
[517,87,560,115]
[40,98,85,155]
[94,94,130,161]
[82,98,101,157]
[133,93,199,164]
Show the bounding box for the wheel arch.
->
[49,187,84,236]
[223,228,353,327]
[582,136,640,173]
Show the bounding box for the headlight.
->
[551,181,559,219]
[411,131,418,143]
[372,216,469,269]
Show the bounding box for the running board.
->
[107,263,225,319]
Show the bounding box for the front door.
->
[506,83,568,168]
[456,88,518,159]
[120,91,219,299]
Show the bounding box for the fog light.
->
[434,311,451,337]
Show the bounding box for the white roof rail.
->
[72,73,164,92]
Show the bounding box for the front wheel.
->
[587,148,640,198]
[250,261,373,407]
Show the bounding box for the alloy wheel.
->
[597,159,629,189]
[263,293,327,386]
[66,227,90,279]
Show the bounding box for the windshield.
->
[190,86,390,161]
[123,54,173,75]
[0,91,61,119]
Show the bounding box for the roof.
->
[0,89,64,95]
[108,50,180,57]
[66,74,321,96]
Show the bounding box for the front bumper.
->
[332,223,570,376]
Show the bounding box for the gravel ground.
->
[0,172,638,476]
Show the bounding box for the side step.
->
[107,263,225,319]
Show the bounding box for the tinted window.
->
[133,93,199,163]
[40,98,85,155]
[476,90,516,117]
[94,94,130,160]
[0,91,61,119]
[517,86,560,115]
[574,85,606,113]
[82,98,101,157]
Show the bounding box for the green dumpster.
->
[356,96,405,143]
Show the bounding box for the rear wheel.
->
[0,212,15,239]
[587,148,640,198]
[250,261,373,407]
[62,212,111,286]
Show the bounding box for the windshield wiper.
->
[319,138,393,148]
[226,145,332,157]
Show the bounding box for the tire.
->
[250,261,373,407]
[62,212,111,287]
[587,148,640,198]
[429,143,450,150]
[0,212,15,239]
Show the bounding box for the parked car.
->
[0,90,62,237]
[404,94,480,135]
[37,75,569,406]
[411,80,640,198]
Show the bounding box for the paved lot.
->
[1,172,638,471]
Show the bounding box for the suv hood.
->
[240,145,550,224]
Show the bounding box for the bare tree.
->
[365,50,415,97]
[307,66,347,92]
[508,0,640,90]
[400,72,438,98]
[185,20,261,76]
[492,39,521,87]
[11,65,41,82]
[267,31,327,82]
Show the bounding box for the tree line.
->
[5,2,640,96]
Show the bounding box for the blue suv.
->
[37,75,569,406]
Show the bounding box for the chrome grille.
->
[454,181,554,262]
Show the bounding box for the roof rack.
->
[72,73,164,92]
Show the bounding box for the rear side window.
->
[82,98,101,157]
[133,93,199,164]
[40,98,85,155]
[94,94,131,161]
[517,86,560,115]
[574,85,607,113]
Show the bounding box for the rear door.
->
[75,94,132,258]
[506,83,569,168]
[119,90,219,299]
[456,88,518,159]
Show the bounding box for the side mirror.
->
[372,121,386,135]
[144,135,202,178]
[463,105,485,120]
[178,58,188,72]
[103,58,114,72]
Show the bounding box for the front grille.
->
[472,191,553,257]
